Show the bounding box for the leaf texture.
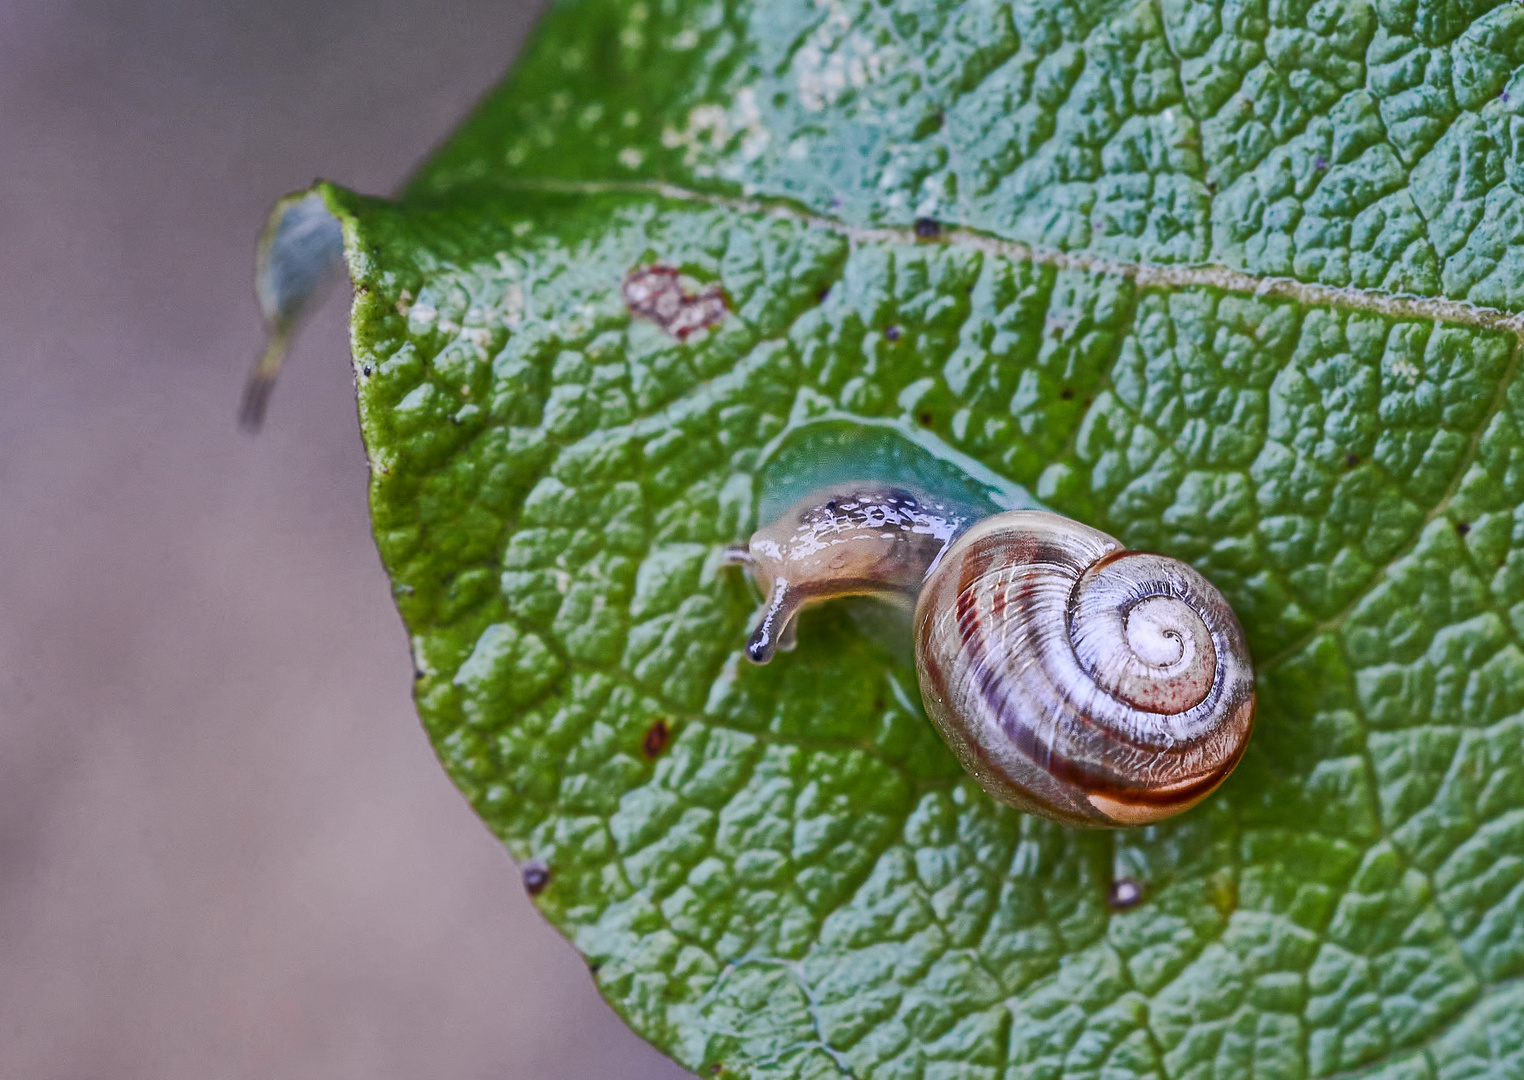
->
[316,0,1524,1076]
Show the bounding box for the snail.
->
[726,483,1255,827]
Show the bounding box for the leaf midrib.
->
[455,177,1524,335]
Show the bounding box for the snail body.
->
[733,483,973,664]
[731,486,1255,827]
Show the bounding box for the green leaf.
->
[298,0,1524,1075]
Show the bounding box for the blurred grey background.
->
[0,2,692,1076]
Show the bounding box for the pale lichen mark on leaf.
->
[789,1,898,116]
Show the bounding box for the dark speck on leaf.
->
[917,411,933,427]
[1457,521,1472,536]
[1503,90,1511,102]
[913,217,941,239]
[817,285,831,302]
[1107,878,1144,910]
[642,719,671,758]
[1314,155,1327,170]
[710,1066,723,1076]
[362,366,372,377]
[1060,388,1074,401]
[1346,452,1360,468]
[413,669,425,681]
[885,325,902,342]
[522,860,551,895]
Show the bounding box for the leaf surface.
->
[314,1,1524,1076]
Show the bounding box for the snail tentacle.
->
[746,577,802,664]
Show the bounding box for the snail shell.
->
[732,488,1255,827]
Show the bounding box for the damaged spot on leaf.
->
[623,265,728,340]
[522,859,551,895]
[1107,878,1144,910]
[642,719,671,758]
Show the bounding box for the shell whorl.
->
[913,511,1255,827]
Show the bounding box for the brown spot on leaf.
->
[917,411,933,427]
[1346,453,1360,468]
[1456,521,1471,536]
[884,325,902,342]
[642,719,671,758]
[622,265,728,340]
[1060,387,1074,401]
[913,217,941,239]
[522,859,551,895]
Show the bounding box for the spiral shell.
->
[913,511,1255,827]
